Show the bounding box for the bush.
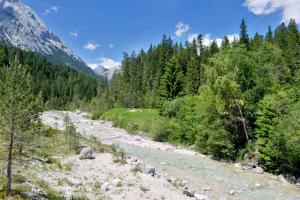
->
[161,97,186,118]
[150,119,171,142]
[102,108,170,140]
[12,174,27,184]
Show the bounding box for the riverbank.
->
[40,111,300,200]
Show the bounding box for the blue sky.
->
[22,0,299,69]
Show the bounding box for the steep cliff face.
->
[0,0,96,76]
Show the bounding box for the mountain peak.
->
[0,0,96,76]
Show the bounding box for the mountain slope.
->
[0,0,96,76]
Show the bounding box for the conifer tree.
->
[239,18,249,48]
[251,33,264,50]
[265,26,273,42]
[286,18,300,75]
[221,36,230,49]
[0,58,42,196]
[160,55,184,100]
[209,40,219,55]
[274,23,288,50]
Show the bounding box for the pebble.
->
[228,190,235,195]
[194,193,209,200]
[111,178,122,186]
[101,182,110,192]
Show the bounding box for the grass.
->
[92,181,102,192]
[36,179,64,200]
[70,194,89,200]
[139,185,150,193]
[102,108,171,142]
[0,124,115,200]
[131,165,142,173]
[111,144,127,164]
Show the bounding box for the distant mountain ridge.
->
[0,0,97,76]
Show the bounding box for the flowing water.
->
[42,111,300,200]
[121,143,300,200]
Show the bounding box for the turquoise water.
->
[120,143,300,200]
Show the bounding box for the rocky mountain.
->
[0,0,96,76]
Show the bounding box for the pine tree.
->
[221,36,230,49]
[239,18,249,48]
[251,33,263,50]
[209,40,219,55]
[0,58,42,196]
[286,18,300,76]
[160,55,184,100]
[265,26,273,42]
[186,56,201,95]
[274,23,288,50]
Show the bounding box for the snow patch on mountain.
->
[0,0,96,76]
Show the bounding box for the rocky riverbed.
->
[40,111,300,200]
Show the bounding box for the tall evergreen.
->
[221,36,230,49]
[274,23,288,50]
[239,18,250,48]
[265,26,273,42]
[159,55,184,100]
[0,58,42,196]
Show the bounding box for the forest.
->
[92,19,300,176]
[0,45,98,109]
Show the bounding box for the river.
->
[41,111,300,200]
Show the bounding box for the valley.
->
[40,111,300,200]
[1,0,300,199]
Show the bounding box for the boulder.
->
[79,147,95,160]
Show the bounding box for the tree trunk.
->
[6,129,14,196]
[236,100,249,143]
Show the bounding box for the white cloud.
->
[98,58,121,70]
[84,42,99,52]
[187,33,198,43]
[43,9,50,16]
[43,6,58,16]
[109,44,115,48]
[69,31,79,37]
[88,58,121,77]
[187,33,214,46]
[188,33,239,47]
[227,34,239,43]
[175,22,190,37]
[51,6,58,12]
[244,0,300,23]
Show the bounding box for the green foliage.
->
[0,45,97,109]
[64,114,80,153]
[92,19,300,175]
[111,144,126,164]
[159,55,185,100]
[36,180,64,200]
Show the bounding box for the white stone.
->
[194,193,209,200]
[101,182,110,192]
[79,147,95,160]
[255,183,261,188]
[111,178,122,186]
